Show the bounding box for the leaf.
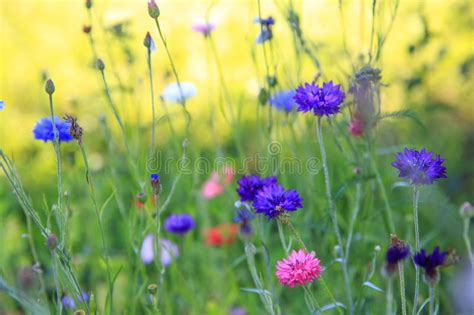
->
[320,302,347,312]
[363,281,384,293]
[391,181,411,190]
[0,275,49,314]
[416,298,430,315]
[240,287,272,296]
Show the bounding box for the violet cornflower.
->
[33,117,73,142]
[192,22,215,37]
[294,81,345,117]
[252,184,303,220]
[164,214,195,234]
[414,247,447,283]
[391,148,447,185]
[236,175,277,202]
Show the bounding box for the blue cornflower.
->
[294,81,345,116]
[164,214,195,234]
[236,175,277,202]
[33,116,73,143]
[386,243,410,265]
[254,16,274,44]
[162,82,196,103]
[269,90,297,112]
[0,100,4,110]
[391,148,447,185]
[233,208,255,235]
[414,247,447,281]
[252,184,303,219]
[61,295,76,309]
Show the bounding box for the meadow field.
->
[0,0,473,314]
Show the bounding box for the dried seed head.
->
[64,115,83,144]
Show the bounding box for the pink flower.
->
[201,172,224,199]
[223,166,234,184]
[348,119,364,137]
[192,22,215,36]
[275,249,322,288]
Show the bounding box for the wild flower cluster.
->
[0,1,471,315]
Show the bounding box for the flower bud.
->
[258,88,268,105]
[46,234,58,250]
[460,202,474,219]
[45,79,55,95]
[147,283,158,295]
[96,58,105,71]
[85,0,92,9]
[148,0,160,19]
[137,192,147,203]
[82,25,92,34]
[150,174,161,195]
[266,75,277,88]
[143,32,152,49]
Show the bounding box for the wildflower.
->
[391,148,447,185]
[205,224,238,246]
[229,306,247,315]
[269,90,297,112]
[236,175,277,202]
[254,16,275,44]
[253,184,303,220]
[275,249,322,288]
[46,234,58,250]
[348,119,364,137]
[233,208,255,235]
[161,82,196,103]
[348,66,381,131]
[64,115,83,144]
[140,234,179,266]
[294,81,345,117]
[201,172,224,199]
[223,166,234,184]
[147,0,160,19]
[192,22,215,37]
[384,234,410,275]
[33,117,73,143]
[143,32,156,53]
[150,173,161,195]
[0,100,5,110]
[61,295,76,310]
[414,247,447,284]
[164,214,195,234]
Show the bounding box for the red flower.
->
[205,224,238,246]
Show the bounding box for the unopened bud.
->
[143,32,152,48]
[266,75,277,88]
[83,25,92,34]
[374,245,381,252]
[258,88,268,105]
[85,0,92,9]
[137,192,147,203]
[147,283,158,294]
[45,79,55,95]
[46,234,58,250]
[150,174,161,195]
[460,202,474,219]
[96,58,105,71]
[148,0,160,19]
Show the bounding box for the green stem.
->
[146,47,156,156]
[412,186,420,315]
[277,220,289,255]
[303,285,320,314]
[386,277,393,315]
[78,143,114,314]
[398,263,407,315]
[429,285,435,315]
[316,118,353,314]
[51,252,62,315]
[345,182,362,261]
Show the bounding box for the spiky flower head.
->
[164,214,195,234]
[414,247,447,284]
[391,148,447,185]
[148,0,160,19]
[33,117,73,143]
[269,90,297,112]
[383,234,410,276]
[294,81,345,117]
[275,249,322,288]
[236,175,277,202]
[252,183,303,220]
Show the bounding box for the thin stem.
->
[316,118,353,313]
[99,69,129,152]
[303,285,320,314]
[287,222,306,251]
[277,220,289,255]
[429,285,435,315]
[47,94,65,247]
[51,252,62,315]
[26,215,46,294]
[412,186,420,315]
[398,263,407,315]
[463,218,474,270]
[146,47,156,156]
[386,277,393,315]
[78,143,114,314]
[345,182,362,261]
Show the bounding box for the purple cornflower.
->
[269,90,297,112]
[384,235,410,275]
[391,148,447,185]
[229,306,247,315]
[0,100,4,110]
[233,208,255,235]
[164,214,195,234]
[294,81,345,117]
[236,175,277,202]
[33,117,73,142]
[192,22,215,36]
[414,247,447,282]
[253,184,303,220]
[140,234,179,266]
[61,295,76,309]
[254,16,274,44]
